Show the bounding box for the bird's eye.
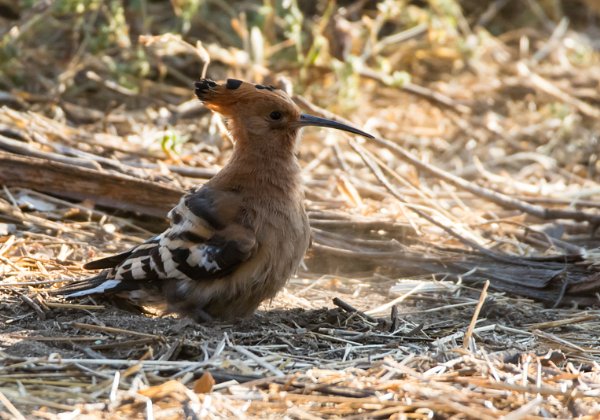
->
[269,111,283,120]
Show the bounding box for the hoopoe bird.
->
[57,78,373,322]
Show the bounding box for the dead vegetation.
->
[0,0,599,418]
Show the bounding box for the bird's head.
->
[195,78,373,154]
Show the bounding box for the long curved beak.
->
[297,114,374,139]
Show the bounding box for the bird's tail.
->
[52,273,124,298]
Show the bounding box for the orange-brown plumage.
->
[57,78,373,322]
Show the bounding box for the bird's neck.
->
[215,139,303,198]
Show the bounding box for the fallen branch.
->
[0,151,183,218]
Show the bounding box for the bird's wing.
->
[82,235,161,270]
[60,187,256,297]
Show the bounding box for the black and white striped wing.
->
[60,187,256,297]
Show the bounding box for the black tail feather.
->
[83,236,161,270]
[83,251,133,270]
[51,273,110,296]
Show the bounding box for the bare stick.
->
[463,280,490,350]
[0,390,26,420]
[332,297,377,323]
[70,322,162,339]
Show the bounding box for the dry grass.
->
[1,1,600,418]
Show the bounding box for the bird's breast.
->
[244,195,310,283]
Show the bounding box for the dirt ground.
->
[1,236,599,417]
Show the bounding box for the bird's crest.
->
[195,78,295,116]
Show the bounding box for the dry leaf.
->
[193,371,215,394]
[138,380,187,401]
